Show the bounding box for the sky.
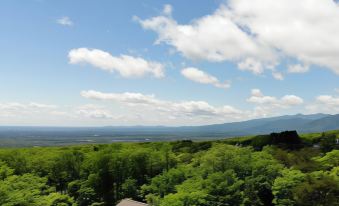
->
[1,0,339,126]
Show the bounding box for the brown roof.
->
[116,199,149,206]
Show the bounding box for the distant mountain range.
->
[179,113,337,136]
[104,113,338,137]
[1,113,339,140]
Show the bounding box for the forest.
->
[0,130,338,206]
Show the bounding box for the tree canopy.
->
[0,131,338,205]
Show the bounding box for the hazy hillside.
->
[184,113,332,135]
[301,114,339,132]
[1,113,339,147]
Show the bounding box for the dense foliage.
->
[0,131,338,206]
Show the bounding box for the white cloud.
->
[181,67,230,89]
[0,101,135,126]
[272,71,284,80]
[237,58,264,75]
[247,89,277,104]
[28,102,58,109]
[288,64,310,73]
[0,91,316,126]
[229,0,339,74]
[281,95,304,106]
[316,95,339,106]
[56,16,73,26]
[81,90,160,106]
[163,4,173,16]
[306,95,339,114]
[138,1,339,75]
[76,104,114,119]
[81,90,243,120]
[0,102,60,119]
[0,102,57,112]
[247,89,303,107]
[79,89,310,124]
[137,4,275,73]
[68,48,165,78]
[246,89,304,117]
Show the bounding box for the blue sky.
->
[1,0,339,126]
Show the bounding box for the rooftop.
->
[116,199,149,206]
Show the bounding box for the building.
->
[116,199,149,206]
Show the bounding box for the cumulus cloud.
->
[163,4,173,15]
[68,48,165,78]
[137,4,275,73]
[288,64,310,73]
[230,0,339,74]
[0,102,57,111]
[0,102,59,118]
[316,95,339,106]
[272,71,284,80]
[247,89,303,107]
[57,16,73,26]
[81,90,160,106]
[137,1,339,75]
[76,104,114,119]
[0,91,312,125]
[181,67,230,89]
[306,95,339,114]
[0,101,139,125]
[81,90,243,119]
[237,58,265,75]
[80,89,310,123]
[246,89,304,117]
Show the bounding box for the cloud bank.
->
[137,0,339,75]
